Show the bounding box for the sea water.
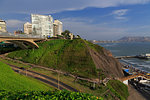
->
[97,42,150,73]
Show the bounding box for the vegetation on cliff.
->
[6,39,128,99]
[0,61,104,99]
[7,39,97,78]
[85,40,124,78]
[107,80,129,100]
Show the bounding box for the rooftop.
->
[0,19,5,22]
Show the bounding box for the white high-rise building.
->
[0,19,7,33]
[31,14,53,37]
[24,22,32,34]
[53,20,63,36]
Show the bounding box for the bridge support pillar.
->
[8,40,28,49]
[123,80,128,85]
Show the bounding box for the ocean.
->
[97,42,150,73]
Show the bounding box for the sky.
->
[0,0,150,40]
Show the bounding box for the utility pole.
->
[57,71,60,90]
[93,82,95,89]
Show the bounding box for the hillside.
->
[0,57,128,100]
[0,61,50,91]
[85,41,124,78]
[5,39,128,99]
[119,36,150,42]
[7,39,124,79]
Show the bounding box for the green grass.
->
[0,58,30,68]
[7,39,66,66]
[0,58,109,98]
[0,61,51,91]
[84,40,106,79]
[84,40,104,54]
[23,67,112,99]
[57,39,97,78]
[7,39,97,78]
[107,80,129,100]
[6,39,129,99]
[0,57,128,100]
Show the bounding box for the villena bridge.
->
[120,73,150,85]
[0,36,45,49]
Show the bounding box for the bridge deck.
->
[0,36,45,49]
[120,73,150,81]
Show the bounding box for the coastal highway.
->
[129,80,150,99]
[5,63,78,92]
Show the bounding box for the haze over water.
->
[98,42,150,73]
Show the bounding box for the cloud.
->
[0,0,149,14]
[112,9,129,20]
[62,17,150,40]
[1,0,150,39]
[88,0,150,9]
[6,20,25,28]
[112,9,128,16]
[61,18,127,40]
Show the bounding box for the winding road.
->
[6,63,78,92]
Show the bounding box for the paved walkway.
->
[128,85,147,100]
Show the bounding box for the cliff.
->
[85,41,124,78]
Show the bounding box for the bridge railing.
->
[0,32,45,39]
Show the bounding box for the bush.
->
[0,90,103,100]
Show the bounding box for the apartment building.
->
[24,22,32,34]
[31,14,53,37]
[53,20,63,36]
[0,19,7,33]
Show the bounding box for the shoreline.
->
[120,59,150,75]
[120,60,150,100]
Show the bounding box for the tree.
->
[76,35,81,39]
[61,30,71,39]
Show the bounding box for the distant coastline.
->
[89,40,119,43]
[90,36,150,43]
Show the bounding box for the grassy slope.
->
[0,58,128,100]
[84,40,104,54]
[57,39,97,78]
[0,61,50,91]
[85,41,129,100]
[7,39,65,67]
[7,39,97,78]
[0,58,109,98]
[7,39,129,99]
[107,80,129,100]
